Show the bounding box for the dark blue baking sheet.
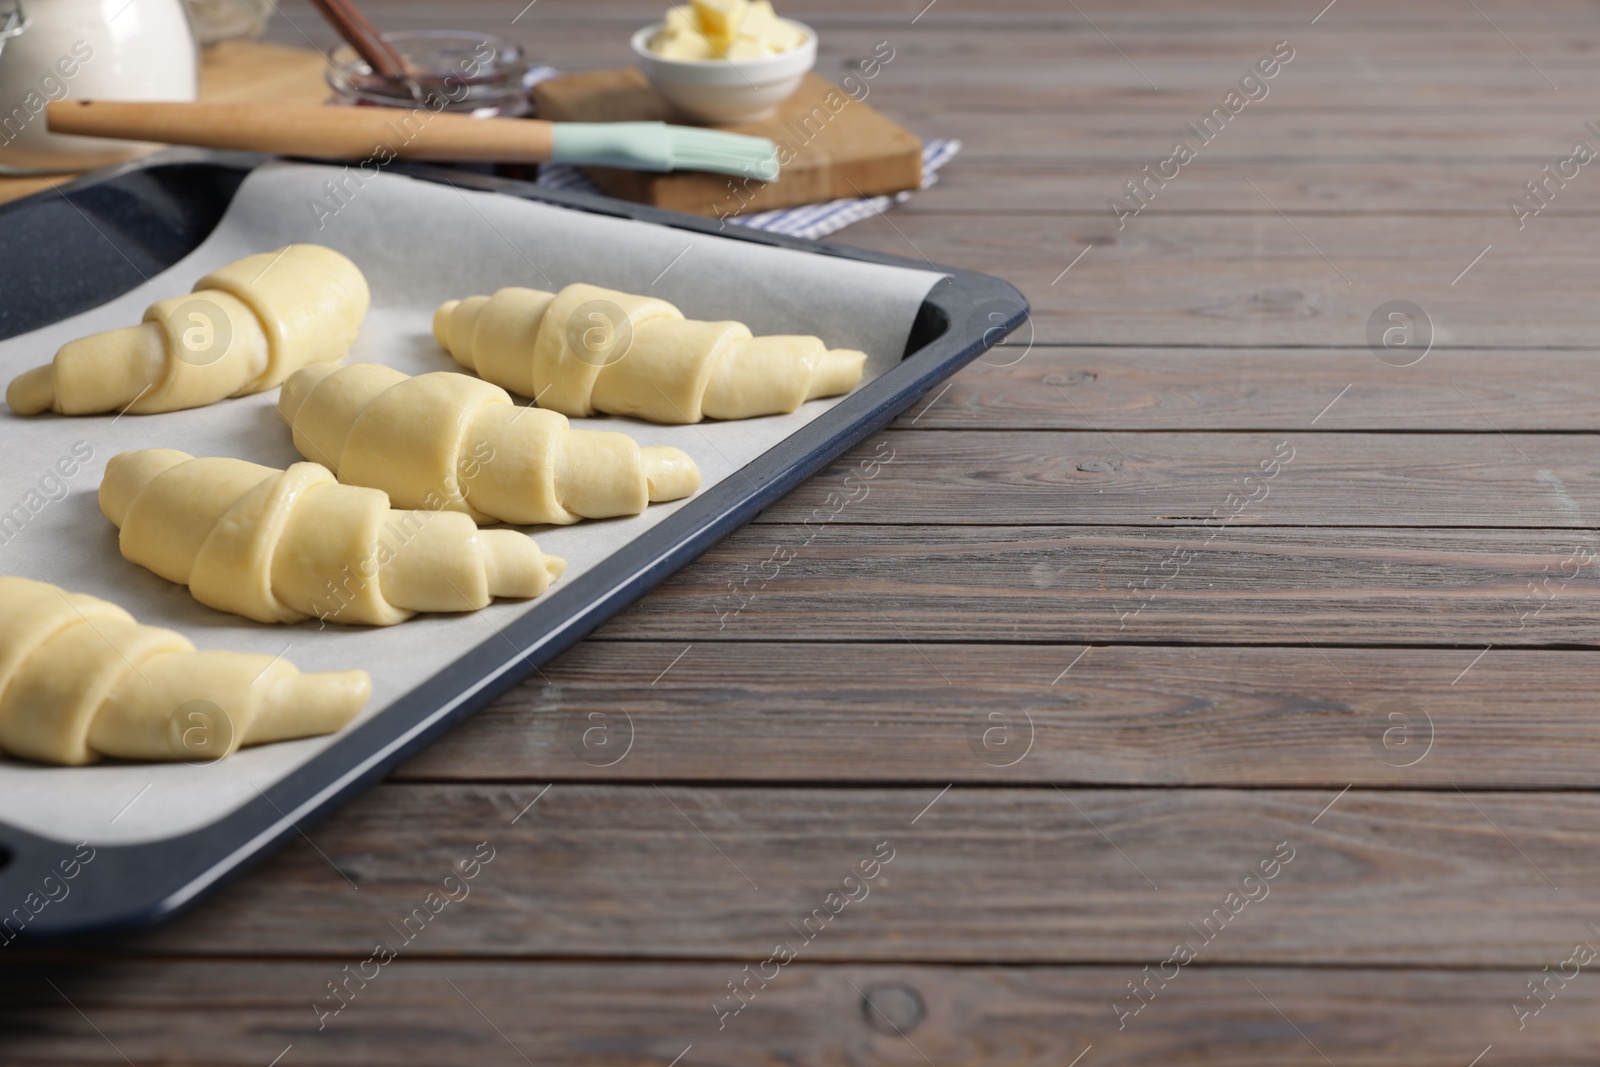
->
[0,151,1028,939]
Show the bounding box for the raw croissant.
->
[0,576,369,765]
[278,363,701,526]
[100,449,564,627]
[433,283,867,424]
[7,244,369,417]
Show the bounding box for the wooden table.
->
[10,0,1600,1062]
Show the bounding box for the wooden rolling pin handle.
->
[46,100,557,164]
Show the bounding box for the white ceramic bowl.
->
[630,19,817,124]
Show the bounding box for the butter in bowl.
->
[631,0,818,123]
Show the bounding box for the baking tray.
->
[0,151,1027,939]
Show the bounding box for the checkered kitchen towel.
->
[526,66,961,240]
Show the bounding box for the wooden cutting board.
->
[532,68,923,218]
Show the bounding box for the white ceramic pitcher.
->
[0,0,198,175]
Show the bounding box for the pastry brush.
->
[46,101,782,180]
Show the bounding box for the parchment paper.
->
[0,161,943,845]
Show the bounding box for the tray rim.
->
[0,150,1029,941]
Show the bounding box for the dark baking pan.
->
[0,151,1028,938]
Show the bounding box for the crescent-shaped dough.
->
[433,283,867,423]
[7,245,370,417]
[278,364,701,526]
[0,576,370,765]
[100,449,565,626]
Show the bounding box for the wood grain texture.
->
[1,961,1590,1067]
[24,1,1600,1062]
[106,783,1600,967]
[895,348,1600,432]
[910,162,1600,216]
[829,213,1600,346]
[890,109,1600,162]
[275,0,1600,22]
[46,100,561,162]
[748,431,1600,528]
[396,641,1600,788]
[272,7,1600,118]
[197,40,334,106]
[599,524,1600,645]
[533,70,923,214]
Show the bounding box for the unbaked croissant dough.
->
[7,244,369,417]
[433,284,867,424]
[277,363,701,526]
[100,449,564,627]
[0,576,369,765]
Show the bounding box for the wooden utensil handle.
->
[46,101,557,163]
[307,0,407,80]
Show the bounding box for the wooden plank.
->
[831,213,1600,346]
[533,70,923,215]
[913,162,1600,215]
[197,40,333,106]
[109,783,1600,966]
[39,4,1597,1058]
[318,0,1600,22]
[866,85,1600,118]
[302,0,1600,25]
[600,524,1600,646]
[895,348,1600,431]
[0,960,1589,1066]
[744,431,1600,528]
[911,109,1600,162]
[397,642,1600,788]
[270,16,1600,112]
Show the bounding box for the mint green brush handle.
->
[552,121,779,180]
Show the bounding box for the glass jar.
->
[183,0,272,45]
[325,30,531,118]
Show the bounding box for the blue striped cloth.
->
[526,66,960,239]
